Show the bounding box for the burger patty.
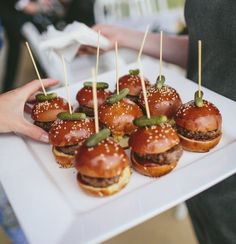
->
[176,125,221,141]
[78,173,120,188]
[34,121,54,132]
[76,105,94,117]
[126,94,139,104]
[133,144,183,166]
[56,144,80,155]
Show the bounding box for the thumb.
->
[16,120,49,143]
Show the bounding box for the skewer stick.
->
[138,60,150,118]
[159,31,163,80]
[25,42,47,95]
[61,55,72,114]
[137,25,150,62]
[95,31,101,83]
[198,40,202,97]
[115,41,119,95]
[92,68,99,133]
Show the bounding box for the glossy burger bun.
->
[76,87,111,108]
[49,119,95,168]
[129,124,180,177]
[139,85,182,119]
[175,100,222,152]
[32,97,69,122]
[75,138,131,196]
[119,74,150,97]
[98,98,143,148]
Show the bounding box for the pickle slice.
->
[85,128,111,147]
[57,112,86,121]
[36,92,57,102]
[83,82,109,89]
[134,115,168,127]
[106,88,129,104]
[129,69,140,75]
[156,75,166,90]
[194,90,204,107]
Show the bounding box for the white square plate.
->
[0,59,235,244]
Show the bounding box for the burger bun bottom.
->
[178,133,222,152]
[52,146,74,168]
[131,152,177,177]
[77,166,131,197]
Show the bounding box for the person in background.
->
[0,1,53,93]
[81,1,236,243]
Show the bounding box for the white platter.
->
[0,58,236,244]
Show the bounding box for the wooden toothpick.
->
[115,41,119,95]
[25,42,47,95]
[138,60,150,118]
[198,40,202,97]
[95,31,101,84]
[92,68,99,133]
[137,25,150,62]
[61,55,72,114]
[159,31,163,80]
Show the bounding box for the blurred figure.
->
[0,1,55,92]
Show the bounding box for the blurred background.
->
[0,1,198,244]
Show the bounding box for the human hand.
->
[0,79,58,143]
[78,24,136,55]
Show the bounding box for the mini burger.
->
[174,91,222,152]
[118,69,150,103]
[31,93,69,132]
[75,128,131,197]
[49,112,95,168]
[139,75,182,119]
[129,115,183,177]
[76,82,111,117]
[98,88,143,148]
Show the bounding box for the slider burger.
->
[174,91,222,152]
[98,88,143,148]
[49,112,95,168]
[118,69,150,103]
[76,82,111,117]
[31,93,69,132]
[75,128,131,196]
[139,75,182,119]
[129,115,183,177]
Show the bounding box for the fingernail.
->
[40,133,49,143]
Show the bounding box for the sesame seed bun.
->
[129,124,180,155]
[139,85,182,119]
[75,138,131,196]
[75,138,129,178]
[175,100,222,132]
[129,124,181,177]
[49,118,95,147]
[118,74,150,97]
[31,97,69,122]
[76,87,111,108]
[98,98,143,147]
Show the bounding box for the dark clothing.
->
[185,1,236,243]
[185,0,236,101]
